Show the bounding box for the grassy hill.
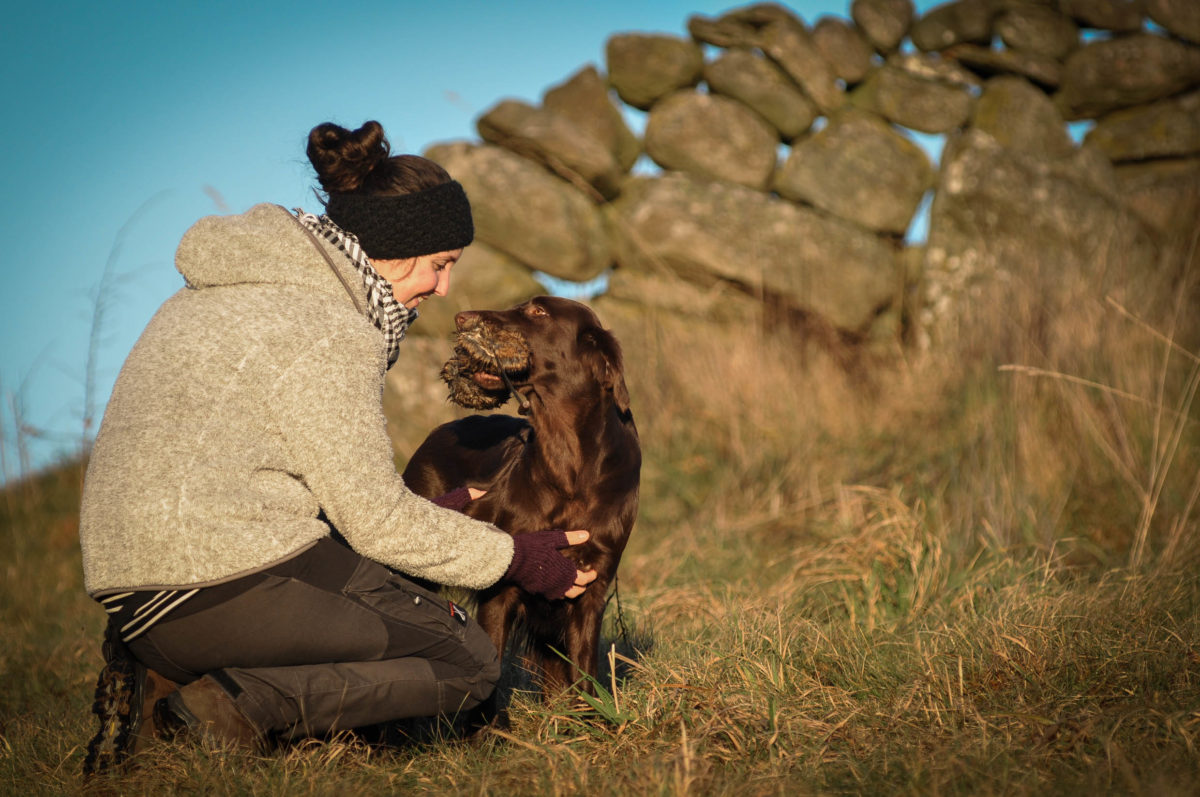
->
[2,276,1198,794]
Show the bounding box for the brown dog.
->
[403,296,640,695]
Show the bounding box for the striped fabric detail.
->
[293,208,416,369]
[98,592,134,614]
[101,589,200,642]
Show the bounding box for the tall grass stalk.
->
[81,192,170,468]
[999,295,1200,569]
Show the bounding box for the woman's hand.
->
[505,529,596,600]
[435,491,595,598]
[562,530,596,599]
[430,487,486,511]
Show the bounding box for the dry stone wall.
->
[418,0,1200,350]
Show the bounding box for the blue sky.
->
[0,0,941,478]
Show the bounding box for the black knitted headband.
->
[324,181,474,259]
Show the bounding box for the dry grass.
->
[2,242,1198,794]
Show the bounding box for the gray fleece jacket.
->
[80,203,514,596]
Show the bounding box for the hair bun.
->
[306,121,391,194]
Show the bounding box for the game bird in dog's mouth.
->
[404,296,641,699]
[439,316,533,410]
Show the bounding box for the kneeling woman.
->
[79,120,593,774]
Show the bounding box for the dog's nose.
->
[455,311,481,331]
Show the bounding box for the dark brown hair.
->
[306,120,451,197]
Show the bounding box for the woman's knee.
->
[470,645,501,702]
[459,617,501,701]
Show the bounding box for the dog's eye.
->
[526,304,548,318]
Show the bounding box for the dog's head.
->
[440,296,630,415]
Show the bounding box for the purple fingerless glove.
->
[431,487,472,512]
[504,530,578,599]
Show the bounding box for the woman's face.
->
[372,248,464,309]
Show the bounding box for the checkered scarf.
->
[293,208,416,369]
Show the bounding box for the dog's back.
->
[404,415,528,498]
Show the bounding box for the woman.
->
[79,121,594,775]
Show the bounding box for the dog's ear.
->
[580,327,631,414]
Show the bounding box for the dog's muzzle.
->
[440,322,532,410]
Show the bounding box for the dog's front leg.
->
[567,585,608,694]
